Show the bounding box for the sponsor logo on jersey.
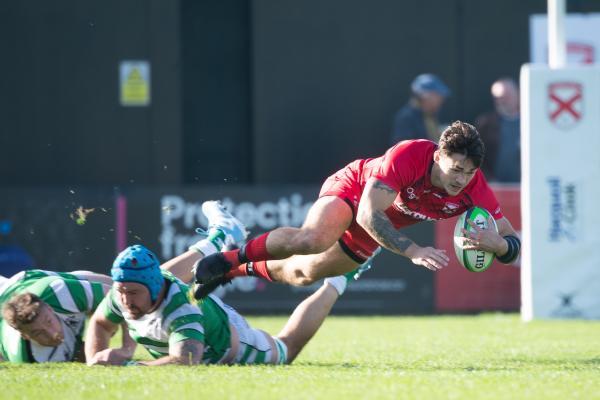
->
[394,203,436,221]
[405,187,419,200]
[442,202,460,214]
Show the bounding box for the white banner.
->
[521,64,600,320]
[530,13,600,65]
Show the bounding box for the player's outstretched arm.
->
[357,177,449,271]
[118,322,137,359]
[85,311,120,365]
[138,339,204,366]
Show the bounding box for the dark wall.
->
[2,1,600,186]
[181,0,252,184]
[0,0,181,185]
[250,0,600,184]
[252,0,460,183]
[459,0,546,130]
[251,0,553,183]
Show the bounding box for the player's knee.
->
[296,275,319,286]
[289,268,319,286]
[290,263,328,286]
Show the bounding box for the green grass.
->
[1,314,599,400]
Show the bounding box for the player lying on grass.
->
[0,269,135,363]
[85,202,369,366]
[193,121,520,297]
[0,202,244,363]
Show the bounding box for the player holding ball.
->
[194,121,521,295]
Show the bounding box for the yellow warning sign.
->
[120,61,151,106]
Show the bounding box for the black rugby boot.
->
[193,252,233,284]
[193,276,232,299]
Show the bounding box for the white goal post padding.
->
[521,64,600,320]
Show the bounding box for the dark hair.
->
[2,292,43,329]
[438,121,485,168]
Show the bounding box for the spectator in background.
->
[390,73,451,145]
[475,78,521,183]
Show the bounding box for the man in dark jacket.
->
[390,73,451,145]
[475,78,521,183]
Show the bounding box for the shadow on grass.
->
[1,357,598,371]
[299,357,600,372]
[575,358,600,366]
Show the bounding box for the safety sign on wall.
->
[119,60,151,106]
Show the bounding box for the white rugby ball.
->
[453,207,498,272]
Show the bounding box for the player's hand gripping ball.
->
[453,207,498,272]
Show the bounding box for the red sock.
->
[248,261,273,282]
[224,261,273,282]
[221,249,242,268]
[225,264,248,279]
[240,233,273,262]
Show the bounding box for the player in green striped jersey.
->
[85,201,373,366]
[0,269,134,363]
[87,244,365,366]
[0,201,247,364]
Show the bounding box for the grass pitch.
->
[1,314,599,400]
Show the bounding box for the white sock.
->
[324,276,347,296]
[189,238,219,257]
[272,337,288,364]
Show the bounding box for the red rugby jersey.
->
[354,139,502,228]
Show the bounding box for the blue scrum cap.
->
[111,245,163,301]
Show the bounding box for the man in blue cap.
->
[86,244,373,366]
[390,73,451,145]
[85,201,375,366]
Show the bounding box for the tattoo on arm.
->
[372,180,398,194]
[368,210,414,254]
[360,180,414,255]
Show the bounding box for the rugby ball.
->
[453,207,498,272]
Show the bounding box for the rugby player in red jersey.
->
[193,121,521,296]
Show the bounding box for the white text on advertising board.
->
[547,177,578,242]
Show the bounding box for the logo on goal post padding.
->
[547,82,583,130]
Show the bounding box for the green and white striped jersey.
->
[0,270,105,363]
[99,270,231,364]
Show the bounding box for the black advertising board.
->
[0,188,117,275]
[1,186,434,314]
[125,186,434,314]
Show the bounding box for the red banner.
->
[434,186,521,312]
